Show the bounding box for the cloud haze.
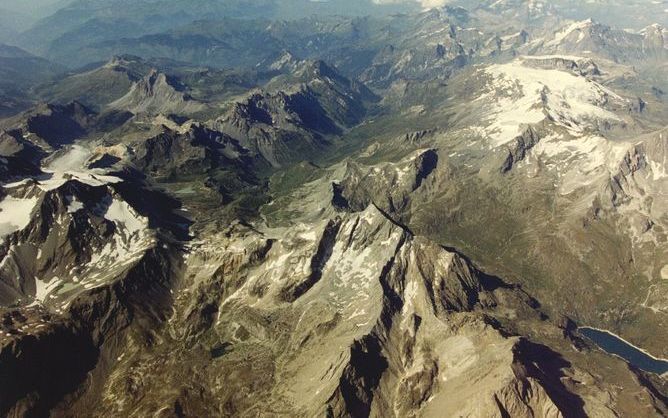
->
[372,0,450,8]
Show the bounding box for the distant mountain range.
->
[0,44,64,116]
[12,0,414,59]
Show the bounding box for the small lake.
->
[579,327,668,375]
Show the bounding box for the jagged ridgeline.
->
[0,0,667,416]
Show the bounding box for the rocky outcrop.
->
[130,123,264,206]
[333,149,439,214]
[0,101,96,149]
[109,69,206,116]
[606,144,648,207]
[30,199,626,417]
[597,130,667,253]
[642,24,667,58]
[0,179,155,307]
[520,55,601,77]
[359,37,469,88]
[0,243,178,417]
[0,152,184,416]
[402,129,437,145]
[214,61,371,167]
[0,131,45,181]
[132,127,211,176]
[2,184,662,416]
[501,126,542,173]
[279,218,341,302]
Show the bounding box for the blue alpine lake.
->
[579,327,668,375]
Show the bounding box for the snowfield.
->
[0,195,39,238]
[478,59,625,147]
[38,144,122,191]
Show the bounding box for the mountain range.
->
[0,0,667,416]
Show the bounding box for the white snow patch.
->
[298,230,318,242]
[532,134,627,194]
[650,160,667,180]
[3,178,32,189]
[266,252,292,272]
[66,195,84,213]
[479,61,623,146]
[545,19,592,47]
[38,145,122,191]
[0,196,39,238]
[33,277,63,303]
[105,198,147,235]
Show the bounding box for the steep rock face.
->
[0,243,178,417]
[0,179,155,308]
[0,157,664,417]
[0,4,667,417]
[539,19,649,63]
[501,125,544,173]
[477,29,531,59]
[333,149,439,214]
[74,203,632,417]
[214,89,331,167]
[133,129,210,176]
[109,69,206,116]
[0,139,192,309]
[402,129,437,145]
[641,24,667,59]
[210,58,375,167]
[0,174,183,417]
[600,130,667,242]
[267,50,301,73]
[228,88,339,134]
[605,144,649,208]
[129,123,265,206]
[216,98,334,167]
[0,102,96,149]
[0,142,184,416]
[311,210,571,417]
[590,129,668,315]
[284,59,376,128]
[520,55,601,77]
[0,131,45,181]
[35,55,153,110]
